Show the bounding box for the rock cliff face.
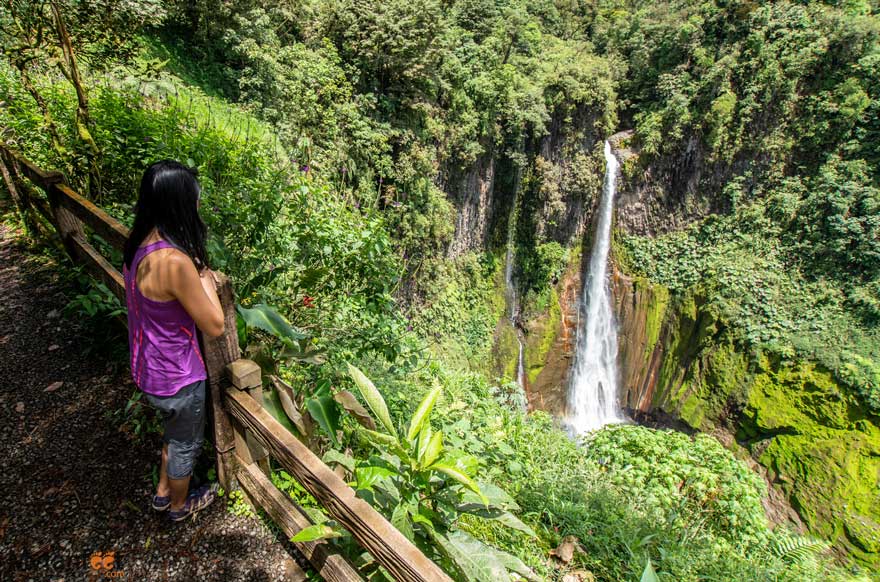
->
[445,104,606,258]
[521,260,582,417]
[443,148,498,257]
[610,131,735,237]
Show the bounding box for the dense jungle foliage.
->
[1,0,878,580]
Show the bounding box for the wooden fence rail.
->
[0,143,452,582]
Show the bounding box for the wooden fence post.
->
[199,273,240,493]
[226,358,270,476]
[46,182,85,257]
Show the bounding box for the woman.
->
[122,160,225,522]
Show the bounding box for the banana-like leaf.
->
[355,465,396,491]
[429,461,488,506]
[458,506,537,538]
[458,482,520,512]
[406,382,442,443]
[347,363,397,439]
[269,375,309,436]
[416,424,433,466]
[333,390,376,430]
[261,386,298,435]
[237,303,308,342]
[419,431,443,469]
[358,428,410,461]
[291,524,344,543]
[306,394,340,446]
[433,530,540,582]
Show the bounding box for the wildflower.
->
[301,165,310,173]
[390,200,402,208]
[302,295,315,308]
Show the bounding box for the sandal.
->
[152,494,171,511]
[167,485,217,522]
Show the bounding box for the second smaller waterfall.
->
[504,193,526,391]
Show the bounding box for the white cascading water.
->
[566,141,626,434]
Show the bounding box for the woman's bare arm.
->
[168,252,225,338]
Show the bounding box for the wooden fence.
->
[0,143,453,582]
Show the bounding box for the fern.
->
[772,535,827,565]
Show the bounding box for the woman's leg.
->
[157,443,171,498]
[165,380,207,513]
[168,473,192,511]
[158,442,191,510]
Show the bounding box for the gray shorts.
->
[145,379,206,479]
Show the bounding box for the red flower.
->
[302,295,315,308]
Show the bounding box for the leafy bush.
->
[583,425,769,547]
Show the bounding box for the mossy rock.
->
[741,361,880,567]
[493,321,521,382]
[650,290,749,431]
[742,360,855,434]
[525,285,562,383]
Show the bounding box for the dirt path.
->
[0,218,306,581]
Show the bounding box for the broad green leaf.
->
[261,386,298,435]
[433,530,540,582]
[359,428,400,448]
[359,428,410,461]
[641,559,660,582]
[306,394,340,446]
[457,507,537,538]
[406,382,442,442]
[419,431,443,469]
[333,390,376,430]
[416,424,433,466]
[391,502,414,541]
[347,363,397,438]
[270,375,309,436]
[410,507,436,535]
[429,462,488,506]
[459,482,520,511]
[322,449,356,473]
[290,524,344,543]
[355,465,396,491]
[237,303,308,342]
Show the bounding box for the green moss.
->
[638,277,670,364]
[494,321,521,382]
[741,360,880,567]
[635,284,753,433]
[679,392,706,429]
[526,286,561,384]
[743,360,854,434]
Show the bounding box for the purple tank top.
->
[123,240,207,396]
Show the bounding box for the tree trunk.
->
[50,1,101,199]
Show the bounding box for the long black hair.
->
[122,160,209,271]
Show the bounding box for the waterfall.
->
[566,141,626,434]
[504,190,526,392]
